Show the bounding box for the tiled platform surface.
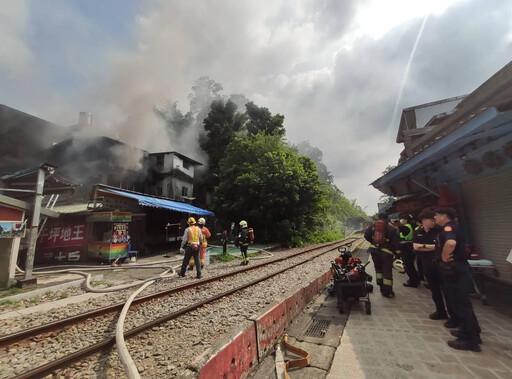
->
[327,249,512,379]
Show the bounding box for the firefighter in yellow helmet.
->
[178,217,203,279]
[237,220,250,265]
[188,217,211,270]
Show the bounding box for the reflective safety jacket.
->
[188,225,200,243]
[200,226,211,247]
[399,224,413,241]
[181,225,203,249]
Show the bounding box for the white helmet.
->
[393,259,405,273]
[239,220,248,228]
[198,217,206,225]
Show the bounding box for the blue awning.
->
[102,188,214,216]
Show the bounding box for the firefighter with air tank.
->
[236,220,254,265]
[364,213,400,298]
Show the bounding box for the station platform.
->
[251,248,512,379]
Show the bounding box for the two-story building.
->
[147,152,202,202]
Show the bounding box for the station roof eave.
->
[95,186,214,216]
[0,163,78,200]
[371,107,511,196]
[0,194,59,218]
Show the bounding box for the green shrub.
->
[1,287,21,297]
[29,295,41,304]
[0,298,19,306]
[60,291,69,299]
[213,253,236,262]
[308,230,344,244]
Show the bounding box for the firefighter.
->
[434,207,482,351]
[364,213,400,298]
[178,217,203,279]
[237,220,250,265]
[398,214,420,287]
[188,217,211,270]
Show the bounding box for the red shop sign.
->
[38,222,86,247]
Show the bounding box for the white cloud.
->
[3,0,512,215]
[351,0,470,40]
[0,0,32,77]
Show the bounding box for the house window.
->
[181,187,188,197]
[183,160,191,170]
[156,155,164,166]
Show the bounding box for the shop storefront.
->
[36,217,87,263]
[87,211,132,262]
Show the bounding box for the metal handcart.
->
[331,244,373,315]
[468,259,499,305]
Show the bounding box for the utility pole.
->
[23,165,53,282]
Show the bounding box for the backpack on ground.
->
[248,227,255,243]
[373,220,387,245]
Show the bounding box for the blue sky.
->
[1,0,512,213]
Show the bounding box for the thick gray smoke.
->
[2,0,512,212]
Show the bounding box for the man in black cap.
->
[413,210,451,320]
[434,207,482,351]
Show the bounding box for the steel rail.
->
[1,238,356,348]
[10,238,361,379]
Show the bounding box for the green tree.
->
[214,133,322,245]
[245,102,286,137]
[294,140,367,240]
[295,141,333,183]
[188,76,224,127]
[199,99,246,185]
[153,101,194,138]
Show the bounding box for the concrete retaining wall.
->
[191,269,333,378]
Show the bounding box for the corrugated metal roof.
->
[100,187,214,216]
[52,203,91,214]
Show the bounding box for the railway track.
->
[2,238,361,378]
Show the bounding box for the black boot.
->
[450,330,482,344]
[447,339,481,352]
[444,319,459,328]
[429,311,448,320]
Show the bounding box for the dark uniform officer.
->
[364,213,400,298]
[398,214,420,287]
[413,211,452,320]
[434,207,482,351]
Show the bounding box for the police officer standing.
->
[398,214,421,287]
[434,207,482,351]
[413,211,452,320]
[364,213,400,298]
